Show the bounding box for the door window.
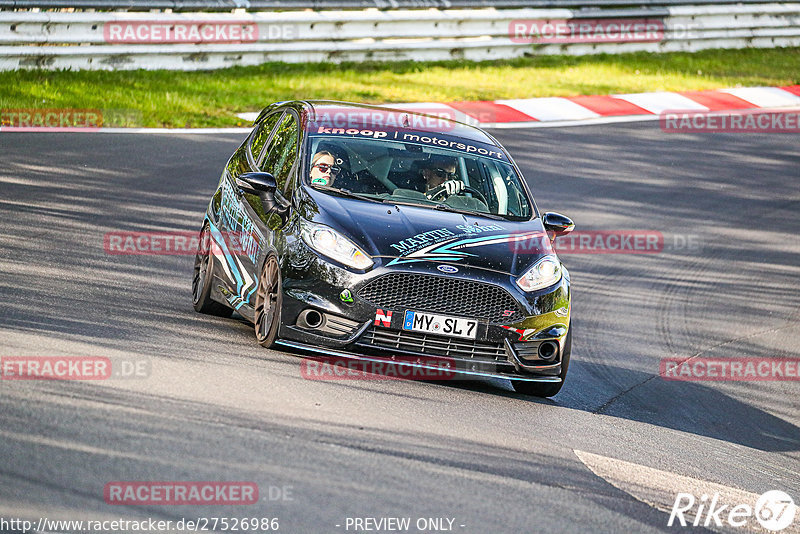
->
[261,112,299,191]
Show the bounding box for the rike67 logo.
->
[669,490,796,531]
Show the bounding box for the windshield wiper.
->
[432,203,506,220]
[311,185,383,203]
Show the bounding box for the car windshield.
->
[304,133,534,220]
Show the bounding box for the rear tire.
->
[512,325,572,398]
[254,254,282,348]
[192,225,234,317]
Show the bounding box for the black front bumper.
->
[276,338,563,383]
[278,317,567,381]
[276,239,570,381]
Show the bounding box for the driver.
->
[309,150,341,186]
[420,155,464,200]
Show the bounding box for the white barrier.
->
[0,4,798,70]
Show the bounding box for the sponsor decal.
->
[391,228,456,255]
[437,265,459,273]
[339,289,354,303]
[660,357,800,381]
[220,180,263,264]
[500,325,536,341]
[388,228,541,266]
[374,309,393,328]
[389,224,503,257]
[205,219,259,311]
[103,482,259,505]
[310,129,507,161]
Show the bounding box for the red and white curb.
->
[239,85,800,129]
[2,85,797,133]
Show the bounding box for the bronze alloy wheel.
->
[254,254,282,348]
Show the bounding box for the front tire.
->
[192,225,234,317]
[254,254,282,348]
[512,325,572,398]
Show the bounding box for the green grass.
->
[1,47,797,128]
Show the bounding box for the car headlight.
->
[516,255,562,292]
[300,221,373,270]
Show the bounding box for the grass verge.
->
[1,47,797,128]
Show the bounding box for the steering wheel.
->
[429,185,488,206]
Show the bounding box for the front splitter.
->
[275,339,561,383]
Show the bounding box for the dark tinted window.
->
[251,111,283,165]
[226,143,250,178]
[261,113,299,191]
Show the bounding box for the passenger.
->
[309,151,341,186]
[420,155,464,200]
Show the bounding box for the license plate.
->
[402,310,478,339]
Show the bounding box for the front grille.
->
[357,273,524,323]
[357,327,508,364]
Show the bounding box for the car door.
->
[239,108,302,310]
[215,110,285,316]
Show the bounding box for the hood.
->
[302,187,554,276]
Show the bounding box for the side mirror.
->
[543,212,575,237]
[236,172,289,223]
[236,172,277,194]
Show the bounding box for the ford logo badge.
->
[437,265,459,274]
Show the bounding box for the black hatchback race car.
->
[193,101,575,397]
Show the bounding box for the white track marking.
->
[496,97,601,121]
[612,92,709,114]
[719,87,800,108]
[238,112,259,122]
[480,113,661,129]
[574,450,798,533]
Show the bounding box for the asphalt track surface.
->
[0,123,798,534]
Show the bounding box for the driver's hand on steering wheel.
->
[426,179,464,199]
